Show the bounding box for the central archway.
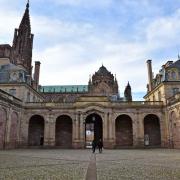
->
[85,113,103,148]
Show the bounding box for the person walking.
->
[92,139,96,153]
[97,139,103,153]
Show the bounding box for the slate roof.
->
[97,65,110,75]
[167,60,180,69]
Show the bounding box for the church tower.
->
[124,82,132,101]
[11,1,34,76]
[89,65,119,97]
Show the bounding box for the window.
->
[9,89,16,96]
[171,71,177,80]
[158,91,161,101]
[27,92,30,102]
[172,88,179,95]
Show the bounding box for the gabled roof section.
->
[40,85,88,93]
[168,60,180,69]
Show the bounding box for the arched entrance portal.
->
[28,115,44,146]
[85,113,103,148]
[55,115,72,148]
[115,114,133,147]
[144,114,161,146]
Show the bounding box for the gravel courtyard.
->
[0,149,180,180]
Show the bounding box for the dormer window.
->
[172,88,179,96]
[171,71,177,80]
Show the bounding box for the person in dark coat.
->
[40,135,44,146]
[92,139,96,153]
[97,139,103,153]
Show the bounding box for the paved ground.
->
[0,149,180,180]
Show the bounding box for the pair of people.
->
[92,139,103,153]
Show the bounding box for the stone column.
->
[175,119,180,148]
[132,114,138,147]
[44,113,55,147]
[159,113,167,148]
[4,108,12,149]
[136,113,144,147]
[103,113,108,141]
[109,113,114,140]
[79,113,85,148]
[104,112,115,149]
[48,114,56,146]
[72,112,82,148]
[75,113,80,140]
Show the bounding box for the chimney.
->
[34,61,41,90]
[147,60,153,92]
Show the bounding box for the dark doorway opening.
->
[144,114,161,146]
[56,115,72,148]
[85,113,103,148]
[28,115,44,146]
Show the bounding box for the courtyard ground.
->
[0,149,180,180]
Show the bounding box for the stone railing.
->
[25,102,74,108]
[112,101,163,106]
[0,89,22,107]
[24,100,163,109]
[167,92,180,105]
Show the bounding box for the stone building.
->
[0,2,179,149]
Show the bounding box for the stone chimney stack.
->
[147,60,153,92]
[33,61,41,90]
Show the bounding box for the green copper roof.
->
[40,85,88,93]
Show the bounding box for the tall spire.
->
[19,0,31,32]
[124,81,132,101]
[11,1,34,76]
[27,0,30,8]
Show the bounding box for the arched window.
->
[27,92,30,102]
[171,71,177,80]
[158,91,161,101]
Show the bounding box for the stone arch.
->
[55,115,72,148]
[55,113,74,121]
[10,111,18,148]
[26,113,46,123]
[144,114,161,146]
[28,115,45,146]
[85,113,103,148]
[84,109,103,120]
[0,108,7,149]
[115,114,133,147]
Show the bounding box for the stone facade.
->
[0,2,180,149]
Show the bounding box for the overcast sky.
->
[0,0,180,100]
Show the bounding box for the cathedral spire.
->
[124,81,132,101]
[11,1,34,76]
[27,0,30,8]
[19,0,31,33]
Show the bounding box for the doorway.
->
[85,113,103,148]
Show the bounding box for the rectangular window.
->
[173,88,179,95]
[9,89,16,96]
